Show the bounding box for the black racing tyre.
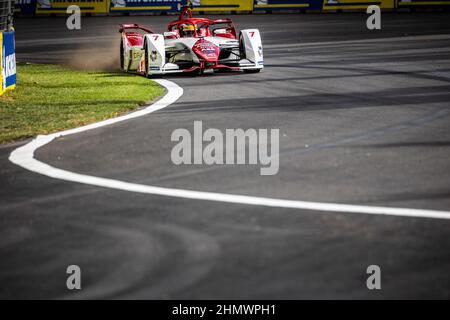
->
[193,68,203,76]
[239,32,246,60]
[120,39,125,71]
[239,32,261,74]
[144,41,149,78]
[244,69,261,74]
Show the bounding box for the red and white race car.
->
[119,5,263,76]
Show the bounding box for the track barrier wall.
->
[253,0,323,11]
[192,0,253,11]
[322,0,394,10]
[0,32,2,95]
[0,31,16,96]
[35,0,109,14]
[1,0,15,96]
[396,0,450,8]
[12,0,450,15]
[109,0,182,14]
[14,0,37,14]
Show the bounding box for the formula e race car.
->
[119,5,263,76]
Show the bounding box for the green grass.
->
[0,63,165,144]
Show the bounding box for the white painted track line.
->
[9,79,450,220]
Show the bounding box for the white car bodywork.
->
[121,29,263,76]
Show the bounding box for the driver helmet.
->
[181,24,195,38]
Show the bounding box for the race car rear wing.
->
[119,24,154,34]
[212,19,234,25]
[210,19,237,39]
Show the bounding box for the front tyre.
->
[193,68,203,76]
[244,69,261,74]
[239,32,261,74]
[239,33,246,60]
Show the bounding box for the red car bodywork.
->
[119,24,154,47]
[120,6,240,73]
[167,7,237,40]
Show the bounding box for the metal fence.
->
[0,0,14,31]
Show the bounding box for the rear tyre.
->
[144,41,150,78]
[120,39,125,71]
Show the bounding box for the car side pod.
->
[239,29,264,72]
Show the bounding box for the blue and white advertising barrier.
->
[1,31,16,95]
[109,0,184,13]
[253,0,323,11]
[36,0,109,14]
[397,0,450,8]
[14,0,37,14]
[191,0,254,11]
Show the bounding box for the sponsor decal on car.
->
[150,50,158,62]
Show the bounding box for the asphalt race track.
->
[1,13,450,299]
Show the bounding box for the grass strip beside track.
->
[0,63,165,144]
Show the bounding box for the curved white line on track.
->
[9,79,450,220]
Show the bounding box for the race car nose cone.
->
[192,39,220,62]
